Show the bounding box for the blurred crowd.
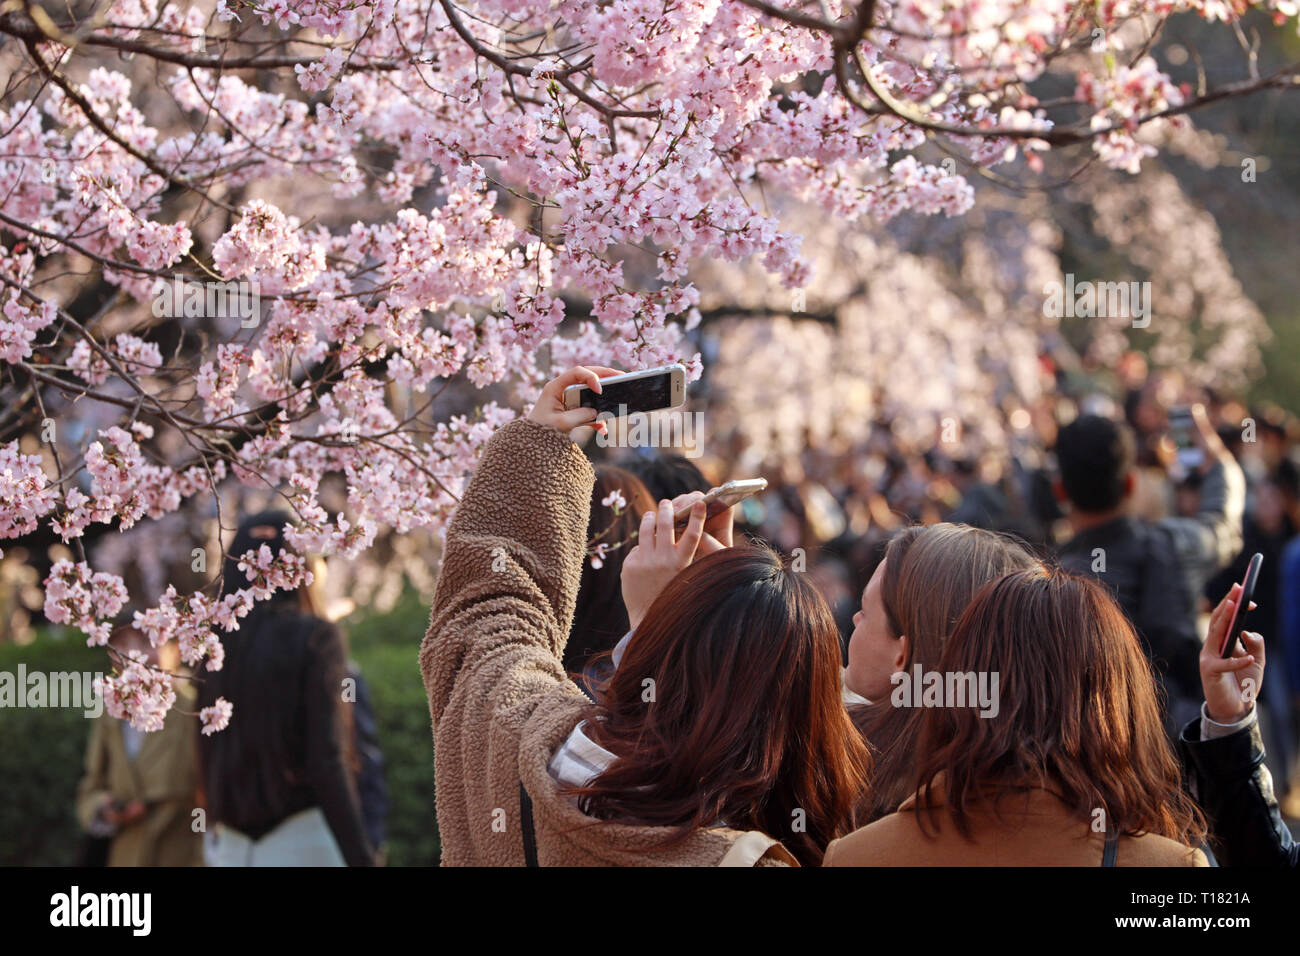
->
[600,357,1300,822]
[71,354,1300,867]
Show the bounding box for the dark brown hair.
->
[200,511,359,833]
[911,567,1206,847]
[575,544,872,866]
[854,524,1040,820]
[564,466,656,676]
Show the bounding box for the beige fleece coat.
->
[420,418,793,866]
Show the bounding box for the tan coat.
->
[420,418,793,866]
[76,687,203,867]
[824,785,1208,867]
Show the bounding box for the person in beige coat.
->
[76,627,203,867]
[824,783,1207,866]
[825,567,1209,867]
[420,366,871,866]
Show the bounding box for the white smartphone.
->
[672,478,768,527]
[562,364,687,418]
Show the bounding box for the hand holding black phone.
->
[1219,552,1263,659]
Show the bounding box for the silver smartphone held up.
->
[672,478,768,527]
[562,364,687,419]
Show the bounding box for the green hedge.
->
[0,629,102,866]
[346,593,440,866]
[0,593,440,866]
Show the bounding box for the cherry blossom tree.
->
[1,0,1296,729]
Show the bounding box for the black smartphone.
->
[1219,552,1263,658]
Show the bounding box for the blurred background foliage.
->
[1132,15,1300,411]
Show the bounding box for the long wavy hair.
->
[572,544,872,866]
[910,567,1206,847]
[197,511,356,832]
[853,524,1040,820]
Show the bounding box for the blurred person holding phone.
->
[421,366,870,866]
[1205,471,1297,796]
[1180,583,1298,867]
[1055,407,1245,734]
[826,568,1208,867]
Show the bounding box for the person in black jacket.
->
[347,664,389,859]
[1180,581,1298,867]
[1055,408,1245,734]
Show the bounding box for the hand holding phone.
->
[671,479,767,533]
[563,364,687,418]
[667,493,733,549]
[528,366,625,438]
[1219,552,1262,659]
[104,799,148,828]
[621,498,714,630]
[1201,571,1265,725]
[676,481,764,548]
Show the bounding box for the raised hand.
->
[526,365,624,440]
[1200,582,1265,724]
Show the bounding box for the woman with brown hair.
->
[826,567,1208,866]
[421,366,870,866]
[845,524,1041,820]
[563,544,863,864]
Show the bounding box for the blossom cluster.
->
[1077,57,1188,173]
[42,559,129,647]
[95,649,178,734]
[0,442,58,554]
[68,335,165,386]
[53,424,221,540]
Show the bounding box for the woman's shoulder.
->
[1120,832,1209,867]
[823,810,923,866]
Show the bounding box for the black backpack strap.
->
[1102,828,1119,867]
[519,782,539,867]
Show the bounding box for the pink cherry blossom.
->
[200,697,234,735]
